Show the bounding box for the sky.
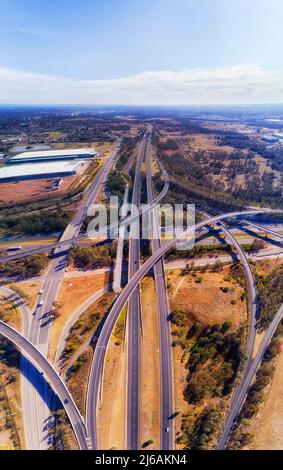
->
[0,0,283,105]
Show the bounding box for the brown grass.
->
[0,296,25,449]
[66,348,93,416]
[188,134,234,153]
[168,269,247,447]
[167,269,247,328]
[253,258,283,277]
[173,345,192,447]
[140,277,160,449]
[0,295,21,331]
[7,280,42,310]
[97,339,126,450]
[49,272,109,361]
[0,176,76,206]
[253,339,283,449]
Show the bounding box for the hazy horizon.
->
[1,0,283,106]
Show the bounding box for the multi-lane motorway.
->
[215,220,258,360]
[1,129,283,451]
[0,320,88,449]
[145,139,174,449]
[126,136,145,449]
[2,142,120,449]
[217,298,283,449]
[85,199,276,449]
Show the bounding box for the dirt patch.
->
[49,272,110,361]
[253,330,266,358]
[0,301,25,449]
[188,134,234,154]
[167,270,247,328]
[254,153,281,184]
[97,339,126,450]
[59,292,114,369]
[7,280,42,310]
[140,277,160,450]
[0,176,76,206]
[253,340,283,449]
[254,258,283,277]
[96,142,115,156]
[66,348,93,416]
[173,346,190,447]
[57,272,110,317]
[0,295,21,331]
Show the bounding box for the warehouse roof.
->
[10,147,96,162]
[0,160,84,180]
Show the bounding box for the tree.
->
[250,239,265,252]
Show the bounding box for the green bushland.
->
[68,241,117,270]
[0,254,49,279]
[171,305,246,449]
[228,320,283,449]
[257,263,283,330]
[0,338,21,449]
[0,208,71,236]
[61,293,115,364]
[165,244,231,261]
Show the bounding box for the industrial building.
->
[0,160,86,183]
[9,147,97,164]
[261,136,279,143]
[273,133,283,140]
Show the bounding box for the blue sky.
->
[0,0,283,104]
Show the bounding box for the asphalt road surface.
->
[0,320,88,450]
[18,142,120,449]
[85,203,277,449]
[145,139,174,449]
[126,136,146,450]
[217,299,283,449]
[86,139,169,450]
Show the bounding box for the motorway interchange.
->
[1,130,283,450]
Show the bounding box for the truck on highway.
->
[6,246,22,251]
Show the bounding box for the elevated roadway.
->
[0,320,88,450]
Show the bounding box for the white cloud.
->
[15,27,54,38]
[0,64,282,105]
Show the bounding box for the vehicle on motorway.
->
[165,427,170,433]
[6,245,22,251]
[38,300,44,307]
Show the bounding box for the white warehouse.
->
[0,160,86,183]
[9,148,97,164]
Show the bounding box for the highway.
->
[113,184,129,295]
[85,136,147,449]
[55,285,112,367]
[85,206,276,449]
[126,136,146,449]
[0,320,88,450]
[213,220,258,360]
[16,141,120,449]
[217,299,283,449]
[145,140,174,449]
[0,286,39,448]
[2,128,282,452]
[0,176,169,265]
[239,218,283,240]
[215,218,283,448]
[2,134,279,450]
[0,285,31,337]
